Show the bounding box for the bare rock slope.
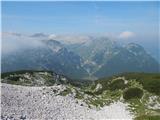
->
[1,83,133,120]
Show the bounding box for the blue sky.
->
[1,1,160,61]
[2,1,159,34]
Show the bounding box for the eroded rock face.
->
[1,83,133,120]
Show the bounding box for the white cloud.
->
[48,34,92,44]
[118,31,135,39]
[1,31,116,55]
[2,32,24,37]
[2,32,44,54]
[48,34,57,39]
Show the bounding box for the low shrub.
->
[123,87,143,100]
[141,79,160,96]
[109,79,125,90]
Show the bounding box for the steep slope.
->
[1,40,88,79]
[68,38,159,78]
[67,37,119,77]
[94,43,159,78]
[69,37,116,61]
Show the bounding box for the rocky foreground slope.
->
[1,83,133,120]
[1,71,160,120]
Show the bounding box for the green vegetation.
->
[141,79,160,96]
[1,70,55,86]
[68,79,92,88]
[1,70,53,78]
[85,90,122,107]
[123,88,143,100]
[75,91,84,99]
[121,73,160,95]
[93,72,160,118]
[128,99,148,116]
[109,79,125,90]
[135,115,160,120]
[59,87,72,96]
[1,71,160,119]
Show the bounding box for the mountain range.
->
[2,40,87,79]
[2,37,159,79]
[67,37,159,78]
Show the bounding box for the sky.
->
[1,1,160,60]
[2,1,159,34]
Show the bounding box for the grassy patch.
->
[135,115,160,120]
[128,99,148,116]
[121,73,160,95]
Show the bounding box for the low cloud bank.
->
[118,31,135,39]
[2,32,45,54]
[1,31,136,55]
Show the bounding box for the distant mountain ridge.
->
[2,39,88,79]
[67,38,159,78]
[2,38,160,79]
